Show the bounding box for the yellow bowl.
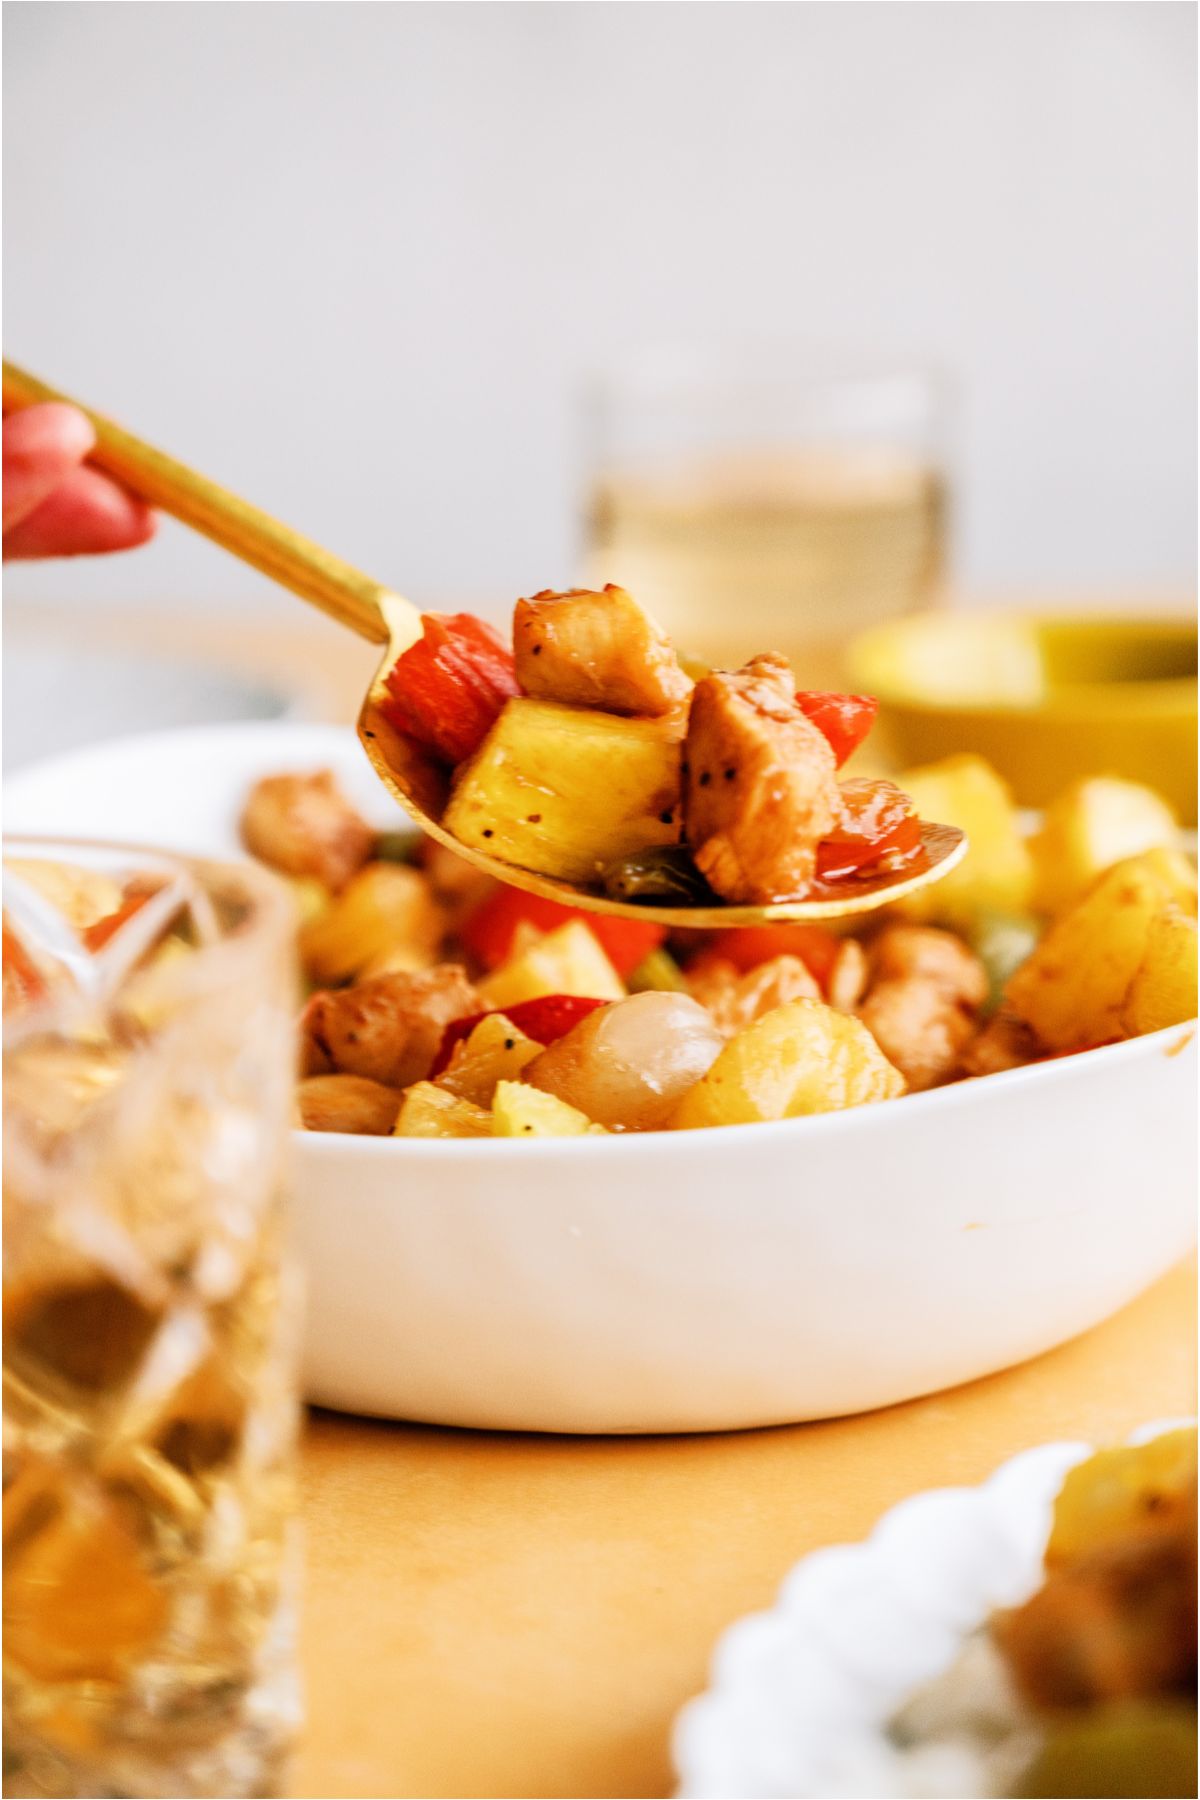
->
[846,612,1198,824]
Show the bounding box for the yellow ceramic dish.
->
[846,613,1197,824]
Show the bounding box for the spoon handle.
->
[2,360,393,645]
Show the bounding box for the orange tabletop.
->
[293,1257,1195,1800]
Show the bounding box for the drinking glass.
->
[584,346,950,687]
[3,840,301,1799]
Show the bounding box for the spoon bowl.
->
[2,362,965,925]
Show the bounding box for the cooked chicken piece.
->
[513,585,692,717]
[857,976,978,1092]
[961,1010,1042,1077]
[297,1074,401,1136]
[683,654,840,904]
[827,938,869,1012]
[993,1495,1197,1708]
[241,770,375,892]
[300,964,479,1088]
[688,953,821,1038]
[869,924,990,1008]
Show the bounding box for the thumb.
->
[3,404,96,533]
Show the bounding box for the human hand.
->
[3,403,155,559]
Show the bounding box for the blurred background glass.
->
[584,348,948,684]
[3,842,301,1798]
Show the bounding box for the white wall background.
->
[4,1,1195,619]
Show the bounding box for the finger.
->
[2,464,156,559]
[3,403,96,532]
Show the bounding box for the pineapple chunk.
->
[1120,905,1198,1036]
[1030,777,1180,915]
[671,998,904,1129]
[1046,1428,1197,1567]
[442,697,682,885]
[491,1079,604,1137]
[300,863,444,986]
[478,921,625,1009]
[893,754,1033,925]
[1005,851,1196,1051]
[394,1082,492,1138]
[435,1012,543,1107]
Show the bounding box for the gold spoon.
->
[2,361,965,927]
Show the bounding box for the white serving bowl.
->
[6,723,1197,1433]
[672,1419,1193,1798]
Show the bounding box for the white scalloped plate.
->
[673,1419,1195,1799]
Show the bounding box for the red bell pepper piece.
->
[795,691,879,767]
[697,924,842,990]
[460,886,664,978]
[430,994,609,1076]
[815,778,923,881]
[380,613,519,765]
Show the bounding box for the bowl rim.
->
[295,1019,1196,1159]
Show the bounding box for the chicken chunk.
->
[300,964,479,1088]
[961,1010,1041,1077]
[683,654,840,903]
[241,770,375,892]
[857,976,977,1092]
[297,1074,401,1135]
[513,585,692,718]
[869,924,990,1008]
[688,953,822,1037]
[855,925,988,1091]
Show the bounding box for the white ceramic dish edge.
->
[672,1417,1197,1800]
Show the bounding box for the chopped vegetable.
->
[460,885,663,977]
[671,998,904,1128]
[380,612,519,764]
[602,845,717,906]
[491,1080,604,1137]
[1005,852,1197,1052]
[477,920,625,1009]
[443,698,682,885]
[893,754,1034,924]
[1120,905,1198,1036]
[968,909,1043,1015]
[815,779,923,881]
[794,690,878,766]
[374,829,426,866]
[701,924,842,989]
[524,991,724,1131]
[394,1082,493,1139]
[626,947,688,993]
[1030,777,1180,916]
[431,993,607,1077]
[433,1012,544,1106]
[299,863,445,986]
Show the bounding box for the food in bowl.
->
[891,1426,1197,1798]
[229,740,1195,1138]
[373,586,931,903]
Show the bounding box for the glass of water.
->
[3,841,301,1799]
[584,345,950,687]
